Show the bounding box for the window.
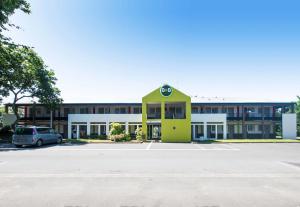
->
[227,107,234,116]
[115,107,126,114]
[147,104,161,119]
[192,107,198,113]
[64,108,75,116]
[120,107,126,114]
[205,107,212,113]
[15,128,33,135]
[221,107,227,113]
[80,108,89,114]
[36,108,41,115]
[98,108,105,114]
[212,107,218,113]
[36,128,51,134]
[133,107,141,114]
[90,125,99,135]
[264,107,271,117]
[247,125,255,132]
[165,102,186,119]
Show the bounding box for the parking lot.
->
[1,142,300,207]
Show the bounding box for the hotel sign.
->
[160,85,172,97]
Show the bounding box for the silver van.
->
[12,127,63,147]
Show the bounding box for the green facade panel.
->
[142,85,191,143]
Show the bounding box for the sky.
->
[3,0,300,103]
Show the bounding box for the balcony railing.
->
[147,113,161,119]
[226,113,282,121]
[20,116,68,121]
[165,112,186,119]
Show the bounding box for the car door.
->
[49,129,57,143]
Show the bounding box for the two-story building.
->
[4,85,297,141]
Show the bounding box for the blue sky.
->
[4,0,300,102]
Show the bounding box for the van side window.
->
[36,128,50,134]
[15,128,33,135]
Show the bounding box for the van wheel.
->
[36,139,43,147]
[57,138,62,144]
[15,145,22,148]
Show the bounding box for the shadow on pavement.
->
[0,140,87,152]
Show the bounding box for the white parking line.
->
[0,172,299,178]
[146,141,153,150]
[0,148,240,151]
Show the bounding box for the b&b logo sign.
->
[160,84,172,97]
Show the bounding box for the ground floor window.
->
[71,122,87,139]
[128,123,142,138]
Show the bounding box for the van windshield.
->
[15,128,34,135]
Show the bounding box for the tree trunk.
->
[50,110,53,128]
[12,101,20,130]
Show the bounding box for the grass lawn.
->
[64,139,143,144]
[65,138,300,144]
[199,139,300,143]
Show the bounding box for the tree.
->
[0,45,63,125]
[296,96,300,136]
[0,0,62,128]
[0,0,30,42]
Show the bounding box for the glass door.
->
[147,124,161,140]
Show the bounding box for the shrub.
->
[109,123,131,142]
[135,127,145,142]
[110,133,130,142]
[109,123,124,136]
[124,133,131,141]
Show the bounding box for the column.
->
[87,122,91,136]
[68,121,72,139]
[223,123,227,139]
[98,125,101,135]
[106,122,110,136]
[204,122,207,140]
[215,124,218,140]
[192,125,196,140]
[76,125,79,139]
[125,122,129,134]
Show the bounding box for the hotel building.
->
[4,85,297,142]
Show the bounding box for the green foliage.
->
[0,0,62,127]
[0,45,62,120]
[89,134,107,140]
[109,123,124,135]
[0,0,30,42]
[135,127,145,142]
[109,123,131,142]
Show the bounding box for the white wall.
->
[192,113,227,123]
[191,114,227,140]
[282,114,297,139]
[68,114,142,138]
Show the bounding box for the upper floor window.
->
[98,108,105,114]
[165,102,186,119]
[147,104,161,119]
[205,107,212,113]
[212,107,218,114]
[133,107,142,114]
[192,107,199,113]
[80,108,89,114]
[64,108,75,116]
[115,107,126,114]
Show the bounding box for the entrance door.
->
[147,124,161,140]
